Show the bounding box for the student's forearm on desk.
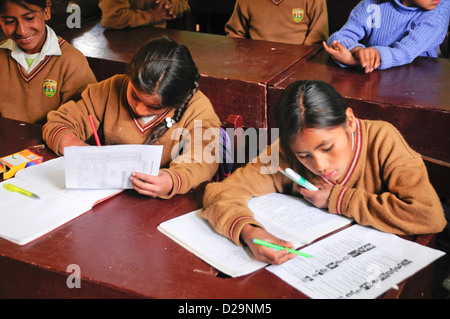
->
[240,224,296,265]
[58,133,88,155]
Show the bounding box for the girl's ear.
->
[345,107,357,134]
[44,0,51,21]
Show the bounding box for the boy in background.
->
[324,0,450,73]
[225,0,328,45]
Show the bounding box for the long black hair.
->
[275,80,348,162]
[127,37,200,145]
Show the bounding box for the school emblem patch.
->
[292,8,304,23]
[43,79,57,98]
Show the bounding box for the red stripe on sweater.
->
[229,216,253,241]
[17,38,66,83]
[336,187,349,215]
[340,119,362,186]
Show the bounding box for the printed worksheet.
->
[267,225,445,299]
[64,145,163,189]
[249,193,351,247]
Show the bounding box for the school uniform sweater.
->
[43,74,221,198]
[99,0,190,29]
[327,0,450,69]
[0,28,96,125]
[225,0,328,45]
[202,119,446,245]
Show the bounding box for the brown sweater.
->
[99,0,190,29]
[202,119,446,245]
[43,74,221,198]
[225,0,329,45]
[0,37,96,125]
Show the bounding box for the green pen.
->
[252,238,312,258]
[3,183,40,199]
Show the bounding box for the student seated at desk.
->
[323,0,450,73]
[98,0,189,29]
[202,80,447,265]
[43,37,221,199]
[0,0,96,124]
[225,0,328,45]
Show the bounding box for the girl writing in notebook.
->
[0,0,96,124]
[202,80,446,265]
[43,37,221,199]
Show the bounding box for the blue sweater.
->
[328,0,450,69]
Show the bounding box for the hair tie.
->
[165,117,175,128]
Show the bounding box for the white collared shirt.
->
[0,25,62,73]
[141,115,157,124]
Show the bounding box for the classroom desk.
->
[267,49,450,198]
[56,19,320,129]
[0,117,438,299]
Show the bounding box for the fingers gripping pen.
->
[278,167,319,191]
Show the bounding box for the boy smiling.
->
[0,0,96,124]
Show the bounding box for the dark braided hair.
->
[127,37,200,145]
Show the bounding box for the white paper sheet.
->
[0,157,122,245]
[249,193,352,247]
[64,144,163,189]
[267,225,445,299]
[158,209,267,278]
[158,194,352,277]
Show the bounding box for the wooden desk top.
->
[58,20,318,85]
[271,49,450,111]
[0,118,306,299]
[0,118,436,299]
[56,20,320,129]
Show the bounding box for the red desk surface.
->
[57,20,320,129]
[0,118,436,299]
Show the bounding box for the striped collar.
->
[319,118,363,187]
[129,106,172,134]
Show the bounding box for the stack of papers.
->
[267,225,445,299]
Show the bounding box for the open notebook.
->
[0,157,122,245]
[158,193,352,277]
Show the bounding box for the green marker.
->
[252,239,312,258]
[3,183,40,199]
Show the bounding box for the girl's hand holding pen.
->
[240,225,297,265]
[130,170,173,198]
[297,182,333,209]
